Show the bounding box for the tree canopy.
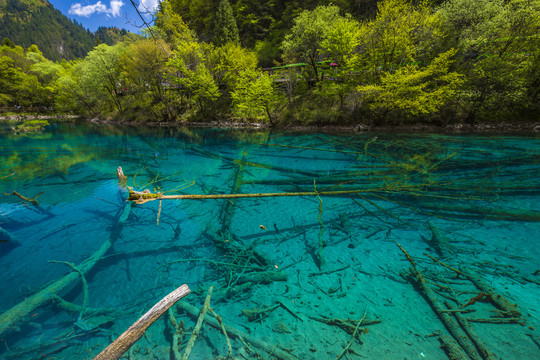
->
[2,0,539,126]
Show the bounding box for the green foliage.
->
[211,42,258,88]
[63,43,128,115]
[231,70,284,124]
[320,16,360,65]
[170,0,214,42]
[120,40,174,120]
[355,0,444,72]
[13,119,49,133]
[95,27,142,46]
[438,0,540,121]
[213,0,240,46]
[167,40,220,116]
[2,0,538,125]
[281,5,346,82]
[155,0,194,46]
[358,49,463,119]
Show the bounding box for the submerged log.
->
[427,221,455,258]
[177,301,299,360]
[415,202,540,222]
[128,188,383,203]
[396,242,483,360]
[0,203,132,336]
[93,284,190,360]
[461,269,522,318]
[0,225,21,255]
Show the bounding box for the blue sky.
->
[48,0,160,33]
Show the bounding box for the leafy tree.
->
[167,40,220,116]
[170,0,214,42]
[231,70,284,124]
[210,42,257,89]
[155,0,194,46]
[77,43,128,113]
[355,0,444,72]
[213,0,240,46]
[357,49,463,120]
[438,0,540,121]
[121,40,174,119]
[0,55,21,105]
[2,37,15,48]
[319,15,361,108]
[281,5,344,83]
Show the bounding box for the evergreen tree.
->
[213,0,239,46]
[2,37,15,48]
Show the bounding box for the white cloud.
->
[138,0,159,14]
[109,0,124,17]
[69,1,125,18]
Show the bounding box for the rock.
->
[354,123,369,131]
[271,322,292,334]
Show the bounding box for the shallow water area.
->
[0,122,539,359]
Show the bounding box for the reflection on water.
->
[0,122,539,359]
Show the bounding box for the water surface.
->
[0,123,539,359]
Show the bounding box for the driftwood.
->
[335,307,368,360]
[177,301,299,360]
[310,316,381,335]
[181,286,213,360]
[93,284,190,360]
[128,187,381,204]
[168,307,185,360]
[427,221,455,258]
[314,182,327,270]
[426,254,522,319]
[415,201,540,222]
[241,303,280,322]
[444,300,498,360]
[209,308,233,358]
[438,334,470,360]
[237,270,287,284]
[461,269,522,318]
[3,190,52,215]
[0,202,132,336]
[396,242,483,360]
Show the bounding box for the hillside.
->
[95,26,142,46]
[0,0,139,61]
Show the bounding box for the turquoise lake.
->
[0,122,539,359]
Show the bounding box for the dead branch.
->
[93,284,190,360]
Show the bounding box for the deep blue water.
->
[0,122,539,359]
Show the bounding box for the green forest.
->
[1,0,539,126]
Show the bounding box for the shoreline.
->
[1,114,539,134]
[92,118,540,135]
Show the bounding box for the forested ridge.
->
[0,0,97,61]
[1,0,539,127]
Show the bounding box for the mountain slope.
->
[0,0,95,61]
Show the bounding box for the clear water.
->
[0,122,539,359]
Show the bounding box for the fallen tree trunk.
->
[0,202,132,336]
[177,301,299,360]
[396,242,483,360]
[93,284,190,360]
[127,188,397,203]
[0,225,21,255]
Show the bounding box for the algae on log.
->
[0,203,132,336]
